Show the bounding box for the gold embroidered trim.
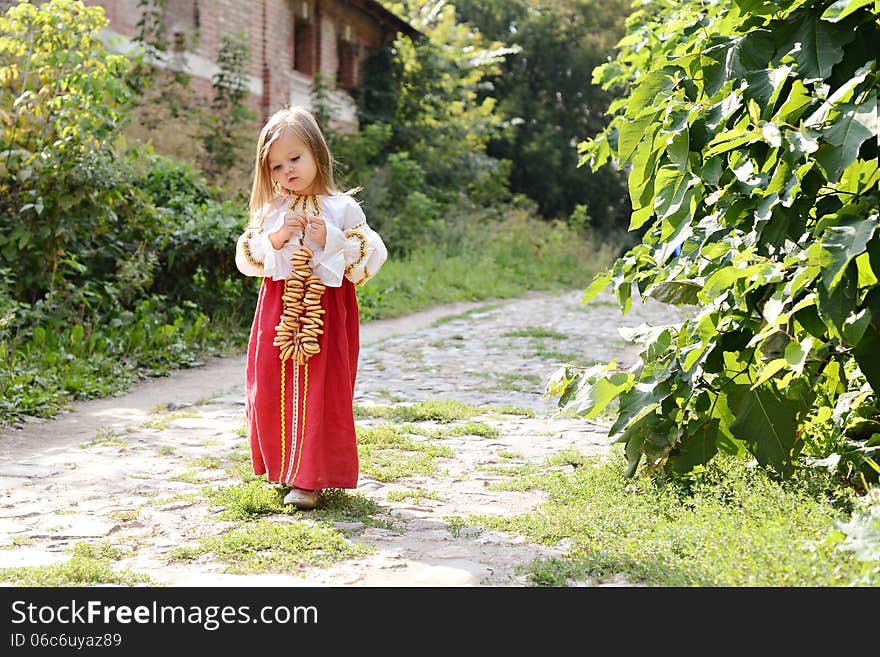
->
[344,229,368,276]
[353,267,372,286]
[242,230,264,269]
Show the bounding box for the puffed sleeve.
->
[310,196,387,287]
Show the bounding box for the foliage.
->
[475,452,876,586]
[200,32,255,181]
[550,0,880,482]
[0,0,134,301]
[333,1,517,256]
[453,0,635,233]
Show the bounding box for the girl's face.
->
[268,129,319,196]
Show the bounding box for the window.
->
[336,38,358,88]
[293,16,314,75]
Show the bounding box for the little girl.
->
[235,107,387,509]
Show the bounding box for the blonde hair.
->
[248,107,340,226]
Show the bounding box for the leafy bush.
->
[553,0,880,483]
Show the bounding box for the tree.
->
[551,0,880,482]
[454,0,634,233]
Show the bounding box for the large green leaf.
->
[821,214,878,291]
[853,287,880,393]
[667,419,721,474]
[726,382,812,476]
[609,377,674,437]
[786,13,853,81]
[815,92,879,182]
[647,280,702,305]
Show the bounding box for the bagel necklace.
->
[273,194,326,364]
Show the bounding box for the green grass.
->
[471,453,877,586]
[357,424,455,482]
[355,211,615,324]
[502,327,570,340]
[0,542,151,586]
[387,488,442,503]
[169,519,372,574]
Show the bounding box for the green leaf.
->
[784,337,813,374]
[568,371,635,419]
[821,215,877,292]
[820,0,875,22]
[815,93,879,182]
[786,13,852,81]
[667,419,720,474]
[704,127,758,157]
[726,382,812,477]
[618,110,661,166]
[582,271,612,304]
[610,377,673,437]
[624,69,675,120]
[773,79,813,124]
[647,280,702,305]
[853,288,880,393]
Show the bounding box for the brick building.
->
[3,0,420,130]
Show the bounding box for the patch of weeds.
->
[151,492,201,507]
[235,426,248,438]
[445,515,466,538]
[498,450,522,460]
[70,541,128,561]
[359,449,442,482]
[10,536,34,547]
[224,449,259,482]
[431,304,502,326]
[202,437,223,447]
[387,488,442,504]
[447,421,501,439]
[402,421,500,440]
[473,454,876,587]
[312,489,391,528]
[389,399,481,423]
[477,463,541,477]
[141,410,201,430]
[502,327,569,340]
[353,404,393,420]
[156,445,176,456]
[171,470,204,484]
[204,480,292,520]
[546,448,591,468]
[488,405,536,418]
[0,543,151,586]
[79,426,127,449]
[168,519,372,574]
[107,509,140,523]
[190,456,222,470]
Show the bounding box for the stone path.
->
[0,290,680,586]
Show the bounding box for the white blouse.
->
[235,194,387,287]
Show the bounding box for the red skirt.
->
[244,277,360,490]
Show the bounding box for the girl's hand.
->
[306,217,327,247]
[269,211,307,249]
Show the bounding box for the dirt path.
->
[0,290,679,586]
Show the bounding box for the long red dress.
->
[236,193,387,490]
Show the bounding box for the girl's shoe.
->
[283,487,319,509]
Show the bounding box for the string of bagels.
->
[273,195,327,364]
